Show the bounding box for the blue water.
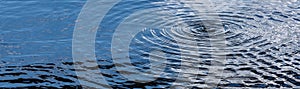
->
[1,0,300,88]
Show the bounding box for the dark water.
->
[1,0,300,88]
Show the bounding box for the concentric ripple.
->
[94,0,300,88]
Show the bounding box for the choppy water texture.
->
[1,0,300,88]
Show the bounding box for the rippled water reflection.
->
[1,0,300,88]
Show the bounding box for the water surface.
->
[0,0,300,88]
